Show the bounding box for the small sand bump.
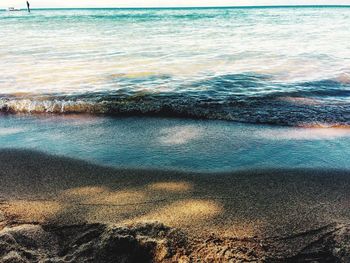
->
[5,201,62,223]
[148,182,192,192]
[126,199,223,227]
[89,190,147,204]
[61,186,108,199]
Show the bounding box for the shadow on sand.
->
[0,149,349,262]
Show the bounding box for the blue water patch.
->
[1,115,350,172]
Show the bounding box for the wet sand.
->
[1,149,350,262]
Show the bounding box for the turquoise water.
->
[1,7,350,126]
[1,7,350,171]
[1,114,350,171]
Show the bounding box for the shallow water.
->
[1,7,350,126]
[1,115,350,171]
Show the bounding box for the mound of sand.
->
[0,221,349,262]
[0,222,187,263]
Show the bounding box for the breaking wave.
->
[1,74,350,127]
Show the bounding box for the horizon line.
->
[1,4,350,10]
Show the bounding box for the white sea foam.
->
[0,128,25,136]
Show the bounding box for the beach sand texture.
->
[0,149,350,262]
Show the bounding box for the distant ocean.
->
[0,7,350,127]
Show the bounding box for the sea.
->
[1,6,350,171]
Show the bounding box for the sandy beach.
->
[2,5,350,263]
[1,149,349,262]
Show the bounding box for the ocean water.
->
[1,7,350,171]
[1,114,350,171]
[1,7,350,127]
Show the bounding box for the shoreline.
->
[1,149,350,261]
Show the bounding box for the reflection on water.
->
[1,115,350,172]
[158,125,203,145]
[258,127,350,140]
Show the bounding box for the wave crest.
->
[1,74,350,127]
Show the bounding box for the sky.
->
[1,0,350,9]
